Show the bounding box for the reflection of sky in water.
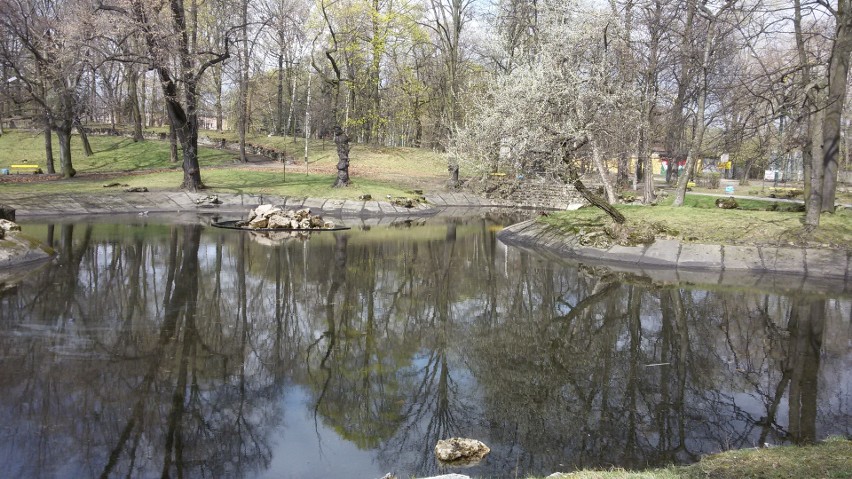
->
[1,218,851,478]
[262,387,383,479]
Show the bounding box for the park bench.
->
[10,164,42,174]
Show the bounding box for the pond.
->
[0,213,850,479]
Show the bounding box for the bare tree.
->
[98,0,231,191]
[315,0,353,187]
[672,0,737,207]
[0,0,93,178]
[424,0,475,185]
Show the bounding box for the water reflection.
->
[0,217,849,478]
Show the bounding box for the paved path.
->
[498,220,851,292]
[0,191,515,218]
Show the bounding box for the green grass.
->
[193,130,449,185]
[541,194,852,249]
[669,194,803,211]
[538,437,852,479]
[0,130,235,172]
[0,167,415,199]
[0,129,448,195]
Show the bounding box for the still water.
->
[0,214,850,479]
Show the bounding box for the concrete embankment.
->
[0,191,521,218]
[498,219,852,294]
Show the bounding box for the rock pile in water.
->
[236,204,336,230]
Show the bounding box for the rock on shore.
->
[0,219,54,277]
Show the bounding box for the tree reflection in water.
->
[0,217,849,478]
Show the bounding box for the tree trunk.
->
[590,136,618,204]
[332,126,351,187]
[238,0,249,162]
[140,70,148,128]
[179,126,203,191]
[617,153,630,188]
[276,35,285,135]
[76,119,93,157]
[448,163,460,188]
[641,0,662,204]
[215,65,223,131]
[666,0,696,184]
[287,74,296,138]
[169,123,179,163]
[55,126,76,178]
[643,150,655,203]
[573,178,626,224]
[43,115,55,174]
[820,0,852,212]
[368,0,382,144]
[128,66,144,141]
[674,10,719,207]
[795,0,823,227]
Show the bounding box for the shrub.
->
[698,171,721,188]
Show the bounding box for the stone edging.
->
[0,191,524,218]
[498,220,852,291]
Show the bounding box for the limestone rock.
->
[715,197,738,209]
[0,219,22,233]
[249,216,269,229]
[195,194,222,205]
[267,214,290,229]
[309,216,325,228]
[434,438,490,464]
[241,204,338,230]
[253,204,282,218]
[393,197,415,208]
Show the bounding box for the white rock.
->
[0,219,21,232]
[254,204,282,218]
[248,216,268,229]
[267,214,290,229]
[434,438,490,463]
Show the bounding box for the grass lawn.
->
[0,129,446,199]
[0,130,235,172]
[540,194,852,249]
[151,128,449,188]
[540,437,852,479]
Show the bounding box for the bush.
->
[698,171,721,188]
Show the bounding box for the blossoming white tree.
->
[452,2,639,222]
